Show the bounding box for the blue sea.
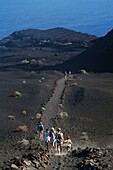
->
[0,0,113,40]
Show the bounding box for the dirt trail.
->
[41,77,96,170]
[40,78,76,168]
[42,77,67,129]
[48,154,78,170]
[41,77,79,170]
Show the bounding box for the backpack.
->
[49,131,52,137]
[56,133,62,143]
[38,125,44,132]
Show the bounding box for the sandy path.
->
[41,77,79,170]
[41,77,94,170]
[42,77,66,129]
[41,77,95,170]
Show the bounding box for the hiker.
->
[36,113,42,122]
[68,71,71,77]
[64,71,67,78]
[45,129,50,150]
[37,122,44,140]
[56,128,64,153]
[50,127,56,149]
[64,135,73,152]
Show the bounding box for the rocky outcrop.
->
[3,149,53,170]
[72,147,113,170]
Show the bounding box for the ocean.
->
[0,0,113,40]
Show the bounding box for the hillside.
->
[1,28,113,169]
[0,28,96,70]
[54,29,113,73]
[1,71,113,169]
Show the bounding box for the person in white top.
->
[45,129,50,150]
[50,127,56,149]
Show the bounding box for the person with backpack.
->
[56,128,64,154]
[36,113,42,122]
[50,127,56,149]
[45,129,51,150]
[37,121,44,140]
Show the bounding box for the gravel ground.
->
[1,71,113,169]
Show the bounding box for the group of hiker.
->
[37,121,73,153]
[64,71,72,79]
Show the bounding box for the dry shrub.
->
[37,60,44,65]
[58,104,63,109]
[31,71,35,76]
[79,69,89,75]
[21,59,29,64]
[8,115,15,120]
[22,80,26,84]
[80,135,89,141]
[70,83,77,86]
[17,139,29,145]
[57,112,68,118]
[30,59,37,64]
[41,77,45,80]
[41,107,46,111]
[30,116,34,120]
[80,132,89,141]
[16,125,28,132]
[15,91,22,97]
[81,132,87,136]
[21,110,27,115]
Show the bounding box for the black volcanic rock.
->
[55,29,113,73]
[0,28,96,70]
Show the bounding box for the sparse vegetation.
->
[57,112,68,118]
[79,69,89,75]
[80,132,89,141]
[15,91,22,97]
[22,80,26,84]
[15,125,28,132]
[21,110,27,115]
[8,115,15,120]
